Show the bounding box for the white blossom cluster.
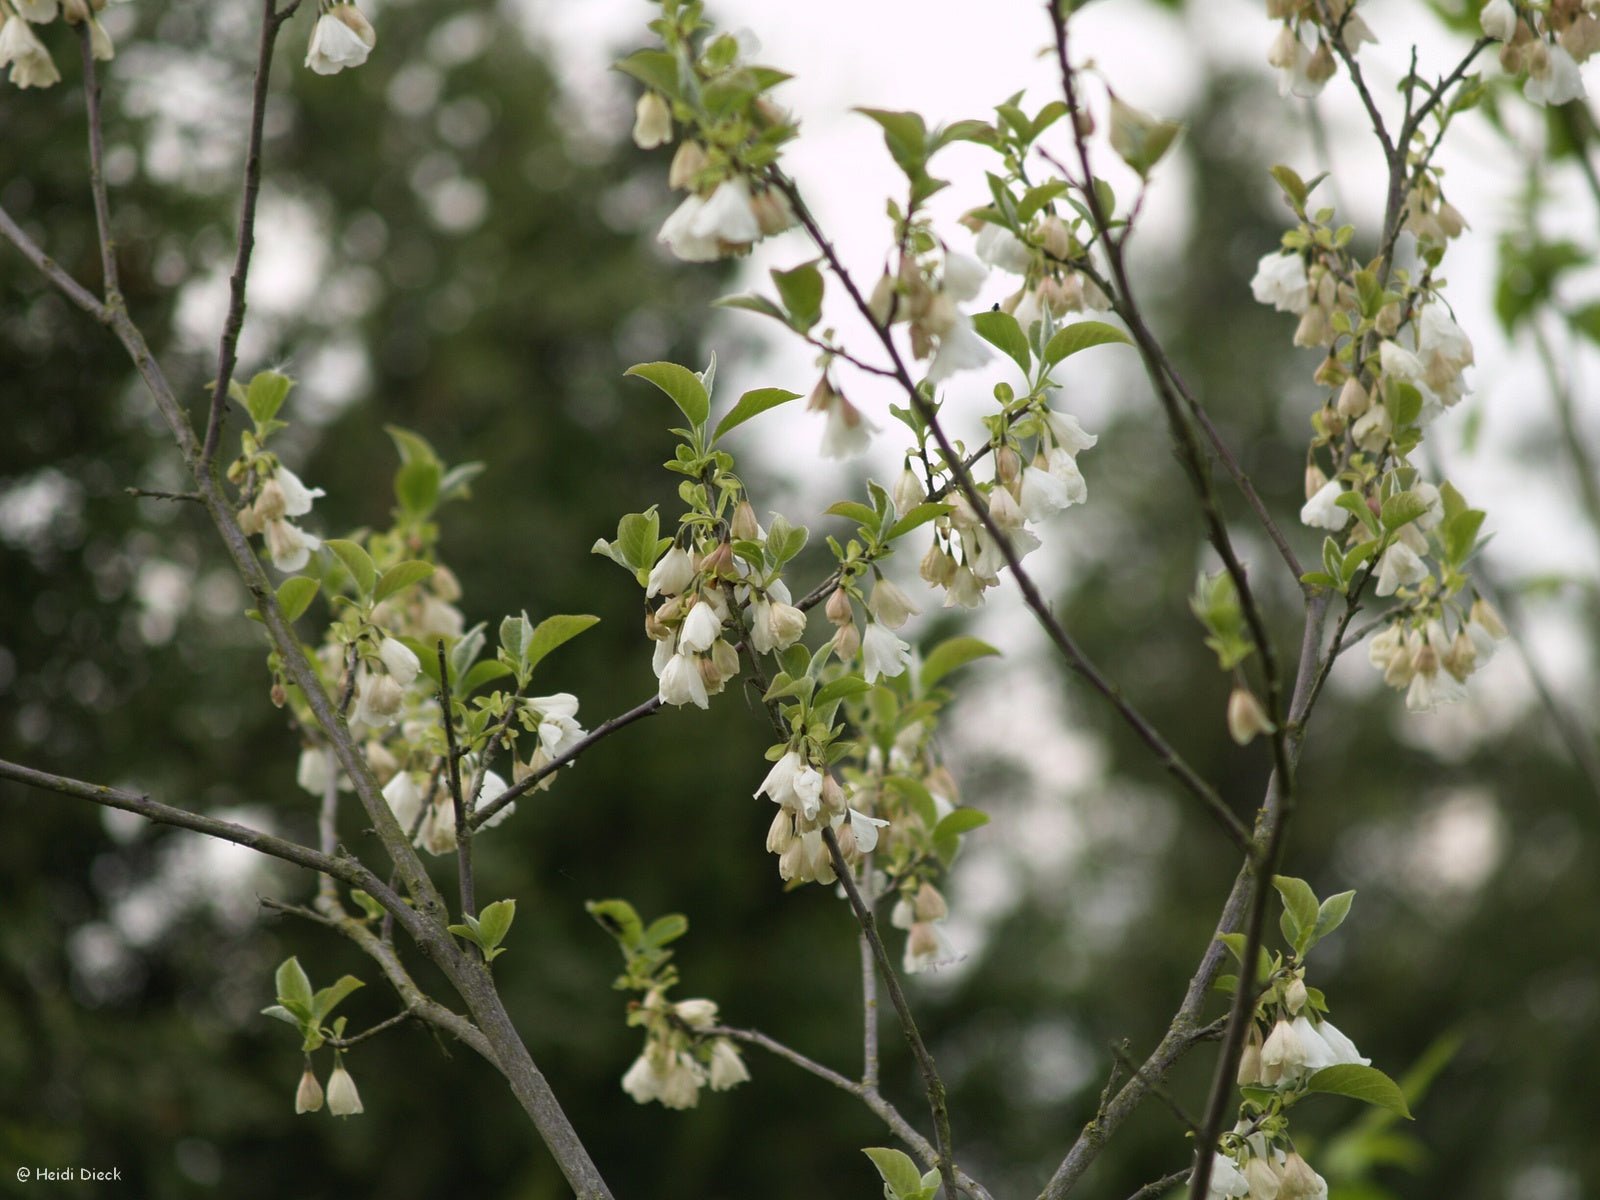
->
[0,0,113,90]
[1480,0,1598,107]
[620,991,749,1111]
[755,748,887,886]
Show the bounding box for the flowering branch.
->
[436,639,476,920]
[769,172,1253,855]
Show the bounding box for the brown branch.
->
[0,205,111,321]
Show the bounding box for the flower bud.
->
[1237,1029,1262,1086]
[62,0,90,23]
[673,998,719,1029]
[749,188,796,236]
[1040,214,1072,261]
[920,542,957,586]
[1278,1153,1322,1200]
[1306,39,1337,85]
[825,587,854,626]
[777,838,804,881]
[730,500,760,542]
[1374,301,1401,337]
[1337,376,1370,419]
[766,808,794,853]
[1470,597,1507,640]
[365,740,398,783]
[668,140,709,190]
[237,505,264,536]
[892,465,926,517]
[711,637,740,681]
[632,91,672,150]
[1244,1155,1281,1200]
[1312,355,1345,388]
[868,272,900,326]
[914,881,948,922]
[835,820,859,863]
[699,542,735,580]
[364,673,404,720]
[1285,975,1308,1014]
[331,3,376,48]
[1228,687,1274,746]
[832,622,860,660]
[270,682,288,708]
[907,921,941,959]
[821,772,848,817]
[1304,464,1328,501]
[295,1066,325,1114]
[1073,106,1095,137]
[994,446,1021,486]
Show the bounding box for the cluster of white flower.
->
[304,1,374,77]
[756,749,888,885]
[620,992,749,1110]
[968,212,1111,330]
[807,373,878,460]
[511,692,587,789]
[1367,598,1507,713]
[917,407,1096,609]
[821,575,917,684]
[1263,0,1375,100]
[1205,1144,1328,1200]
[645,532,805,710]
[294,1059,364,1117]
[237,464,325,572]
[867,245,993,384]
[892,882,955,974]
[380,760,515,856]
[1481,0,1598,107]
[0,0,113,90]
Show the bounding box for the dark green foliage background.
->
[1,4,1596,1198]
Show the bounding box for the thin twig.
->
[437,640,475,920]
[0,206,110,321]
[200,0,296,470]
[471,695,663,828]
[861,929,881,1088]
[125,487,202,503]
[77,25,119,302]
[1124,1169,1191,1200]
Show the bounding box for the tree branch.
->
[77,24,120,303]
[437,639,476,920]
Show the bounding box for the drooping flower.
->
[13,0,58,22]
[527,692,585,757]
[1374,540,1428,597]
[382,770,424,832]
[658,651,709,709]
[706,1039,750,1091]
[1312,1018,1370,1067]
[679,600,722,654]
[1250,252,1311,314]
[808,374,877,459]
[1206,1153,1251,1199]
[868,578,919,630]
[942,250,988,302]
[1299,479,1351,531]
[926,311,993,383]
[657,194,720,262]
[621,1052,661,1104]
[861,621,911,683]
[0,13,59,88]
[1480,0,1517,41]
[325,1062,364,1116]
[305,4,376,76]
[974,223,1032,274]
[845,806,890,853]
[646,546,695,598]
[1525,43,1587,107]
[294,1066,324,1114]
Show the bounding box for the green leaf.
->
[374,560,434,604]
[349,889,385,921]
[1380,492,1430,532]
[524,614,600,675]
[310,975,365,1023]
[476,899,516,951]
[887,502,950,541]
[933,809,989,839]
[921,636,1000,689]
[275,957,314,1011]
[1273,876,1320,948]
[643,913,689,948]
[855,109,929,177]
[813,674,872,709]
[883,776,938,829]
[395,457,442,517]
[826,500,878,528]
[766,514,809,565]
[461,659,514,694]
[1043,321,1131,366]
[586,898,645,950]
[1108,96,1183,177]
[385,425,441,467]
[862,1147,923,1199]
[613,49,682,100]
[260,1004,300,1027]
[714,293,788,324]
[1306,1064,1413,1119]
[244,371,292,425]
[1311,890,1356,944]
[972,310,1031,375]
[771,262,824,332]
[714,387,802,443]
[325,539,377,598]
[276,576,320,622]
[1269,164,1309,211]
[499,614,532,665]
[625,361,710,428]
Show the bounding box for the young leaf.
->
[524,614,601,674]
[972,310,1031,376]
[477,899,517,951]
[624,362,710,428]
[276,957,314,1011]
[325,539,377,598]
[311,975,365,1023]
[1043,321,1132,367]
[713,387,802,443]
[244,371,293,425]
[933,808,989,839]
[771,262,824,332]
[642,913,689,949]
[921,636,1000,689]
[374,560,434,604]
[862,1147,923,1199]
[1305,1064,1413,1119]
[1273,876,1320,950]
[276,576,320,622]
